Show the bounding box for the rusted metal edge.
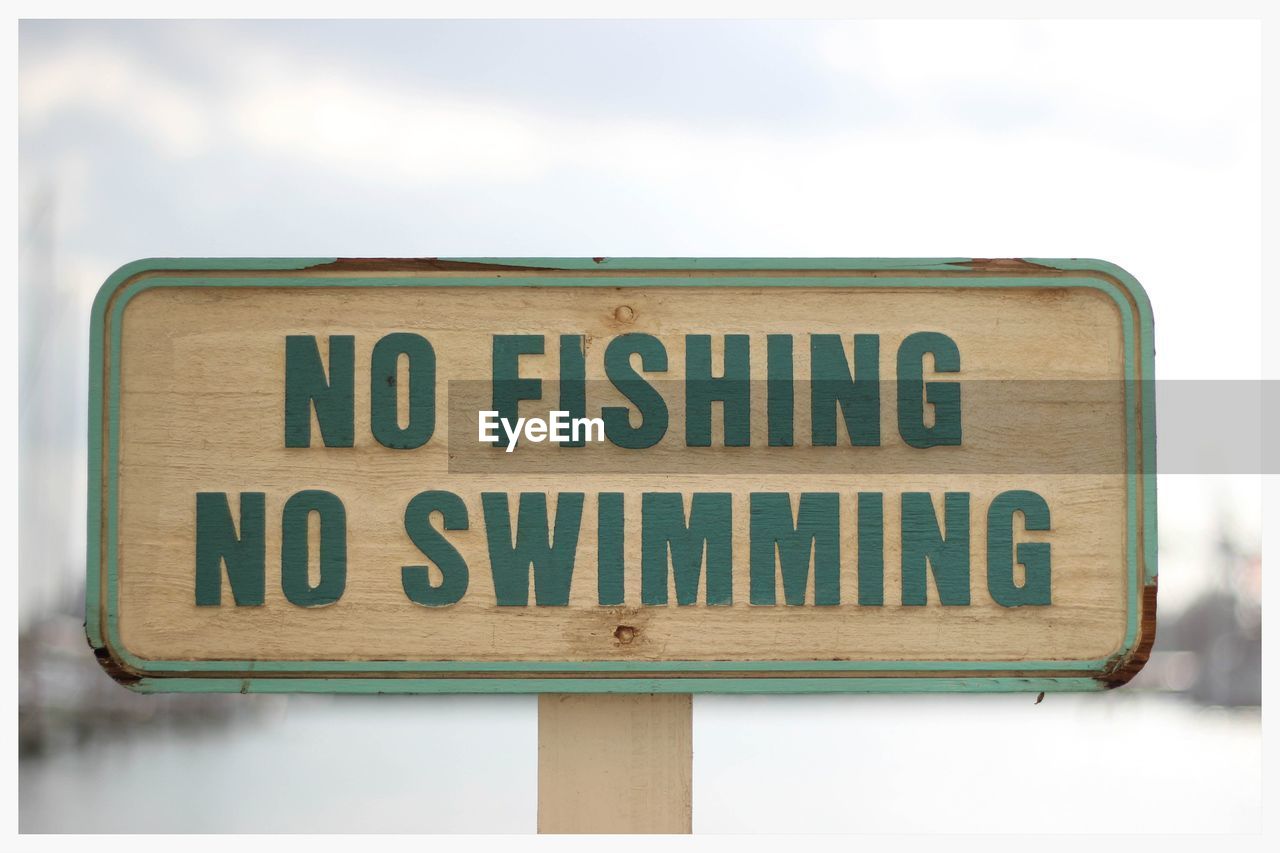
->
[307,258,567,273]
[106,258,1098,281]
[954,258,1060,273]
[91,258,1154,692]
[1099,581,1159,688]
[85,644,1121,684]
[305,257,1068,275]
[91,641,142,687]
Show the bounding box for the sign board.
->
[87,258,1156,693]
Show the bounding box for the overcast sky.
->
[17,19,1263,833]
[20,19,1262,622]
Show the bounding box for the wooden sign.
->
[87,258,1156,694]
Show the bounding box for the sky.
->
[19,19,1263,623]
[16,18,1264,834]
[19,19,1262,295]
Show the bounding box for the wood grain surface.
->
[538,693,692,833]
[109,281,1133,667]
[85,258,1157,686]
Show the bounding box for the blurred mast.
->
[19,183,77,628]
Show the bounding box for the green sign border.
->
[87,258,1157,693]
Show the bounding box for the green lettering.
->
[370,333,436,449]
[603,333,669,449]
[641,493,732,605]
[492,334,544,449]
[901,492,970,606]
[195,492,265,606]
[987,490,1051,606]
[402,490,470,607]
[597,492,625,606]
[685,334,750,447]
[811,334,880,446]
[897,331,961,448]
[285,335,354,447]
[749,492,840,605]
[767,334,794,447]
[857,492,885,606]
[483,492,584,606]
[280,490,347,607]
[559,335,587,448]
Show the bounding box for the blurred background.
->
[18,19,1261,832]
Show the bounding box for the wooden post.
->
[537,693,693,834]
